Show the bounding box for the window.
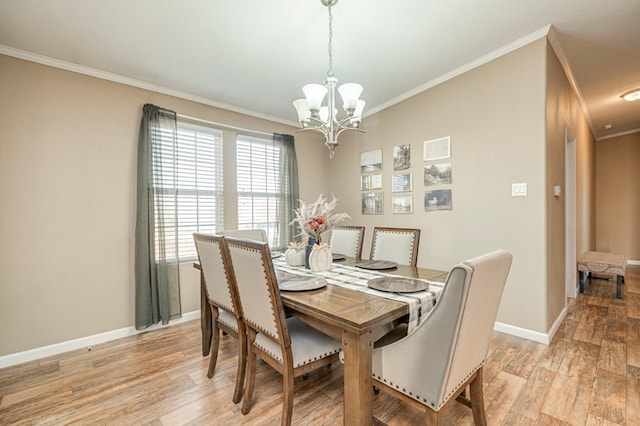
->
[236,134,297,250]
[152,122,223,260]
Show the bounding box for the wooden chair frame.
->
[370,226,421,267]
[224,237,340,426]
[193,233,247,404]
[328,225,365,259]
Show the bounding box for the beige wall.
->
[0,54,328,356]
[1,35,603,357]
[328,40,551,332]
[596,133,640,260]
[545,42,596,328]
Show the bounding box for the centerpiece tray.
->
[367,277,429,293]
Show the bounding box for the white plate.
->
[355,260,398,270]
[279,277,327,292]
[368,277,429,293]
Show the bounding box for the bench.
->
[577,251,626,298]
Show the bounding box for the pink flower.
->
[310,221,320,230]
[316,215,326,224]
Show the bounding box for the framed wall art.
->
[424,162,452,186]
[362,191,384,215]
[360,148,383,173]
[392,195,413,214]
[393,144,411,171]
[424,189,452,211]
[423,136,450,161]
[392,173,412,192]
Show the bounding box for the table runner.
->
[273,258,445,332]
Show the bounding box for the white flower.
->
[290,194,350,240]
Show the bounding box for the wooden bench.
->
[577,251,626,298]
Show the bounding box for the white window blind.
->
[152,122,223,261]
[236,135,282,247]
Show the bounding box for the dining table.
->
[195,256,448,425]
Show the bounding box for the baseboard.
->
[0,310,200,369]
[494,306,567,345]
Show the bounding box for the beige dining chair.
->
[219,228,268,243]
[370,226,421,266]
[192,233,246,405]
[328,225,365,258]
[224,237,342,426]
[371,249,513,425]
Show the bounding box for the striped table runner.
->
[273,258,445,332]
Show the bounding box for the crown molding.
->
[0,44,298,128]
[365,25,553,117]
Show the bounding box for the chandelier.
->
[293,0,365,159]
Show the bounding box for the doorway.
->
[565,125,577,297]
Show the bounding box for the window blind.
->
[236,135,282,247]
[152,122,223,260]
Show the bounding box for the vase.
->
[284,247,305,266]
[309,245,333,272]
[304,237,318,269]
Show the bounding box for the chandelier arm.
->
[335,126,365,139]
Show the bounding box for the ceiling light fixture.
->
[293,0,365,158]
[621,88,640,101]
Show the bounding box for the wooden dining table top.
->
[277,257,448,336]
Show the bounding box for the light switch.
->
[512,183,527,196]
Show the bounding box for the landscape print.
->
[424,162,452,186]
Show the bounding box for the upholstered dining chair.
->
[328,225,365,258]
[370,226,421,266]
[219,228,268,243]
[192,233,246,404]
[371,249,513,425]
[224,237,342,426]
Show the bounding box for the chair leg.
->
[469,368,487,426]
[425,407,444,426]
[207,311,221,379]
[241,330,257,415]
[282,364,295,426]
[232,325,247,404]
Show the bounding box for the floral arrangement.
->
[290,194,350,242]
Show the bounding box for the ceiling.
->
[1,0,639,140]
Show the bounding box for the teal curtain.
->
[274,133,299,248]
[135,103,182,330]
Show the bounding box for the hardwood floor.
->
[1,265,639,425]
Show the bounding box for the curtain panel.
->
[274,133,300,248]
[135,104,182,330]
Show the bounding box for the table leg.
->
[578,270,586,293]
[616,275,624,299]
[342,329,374,426]
[200,272,212,356]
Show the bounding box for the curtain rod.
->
[176,113,273,137]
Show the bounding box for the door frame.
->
[565,125,578,298]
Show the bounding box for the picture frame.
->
[371,173,383,189]
[360,148,383,173]
[424,189,452,211]
[360,174,371,191]
[424,162,452,186]
[362,191,384,215]
[392,195,413,214]
[392,173,412,192]
[393,144,411,171]
[423,136,451,161]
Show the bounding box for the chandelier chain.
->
[327,4,334,77]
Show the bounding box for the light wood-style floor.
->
[1,265,639,425]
